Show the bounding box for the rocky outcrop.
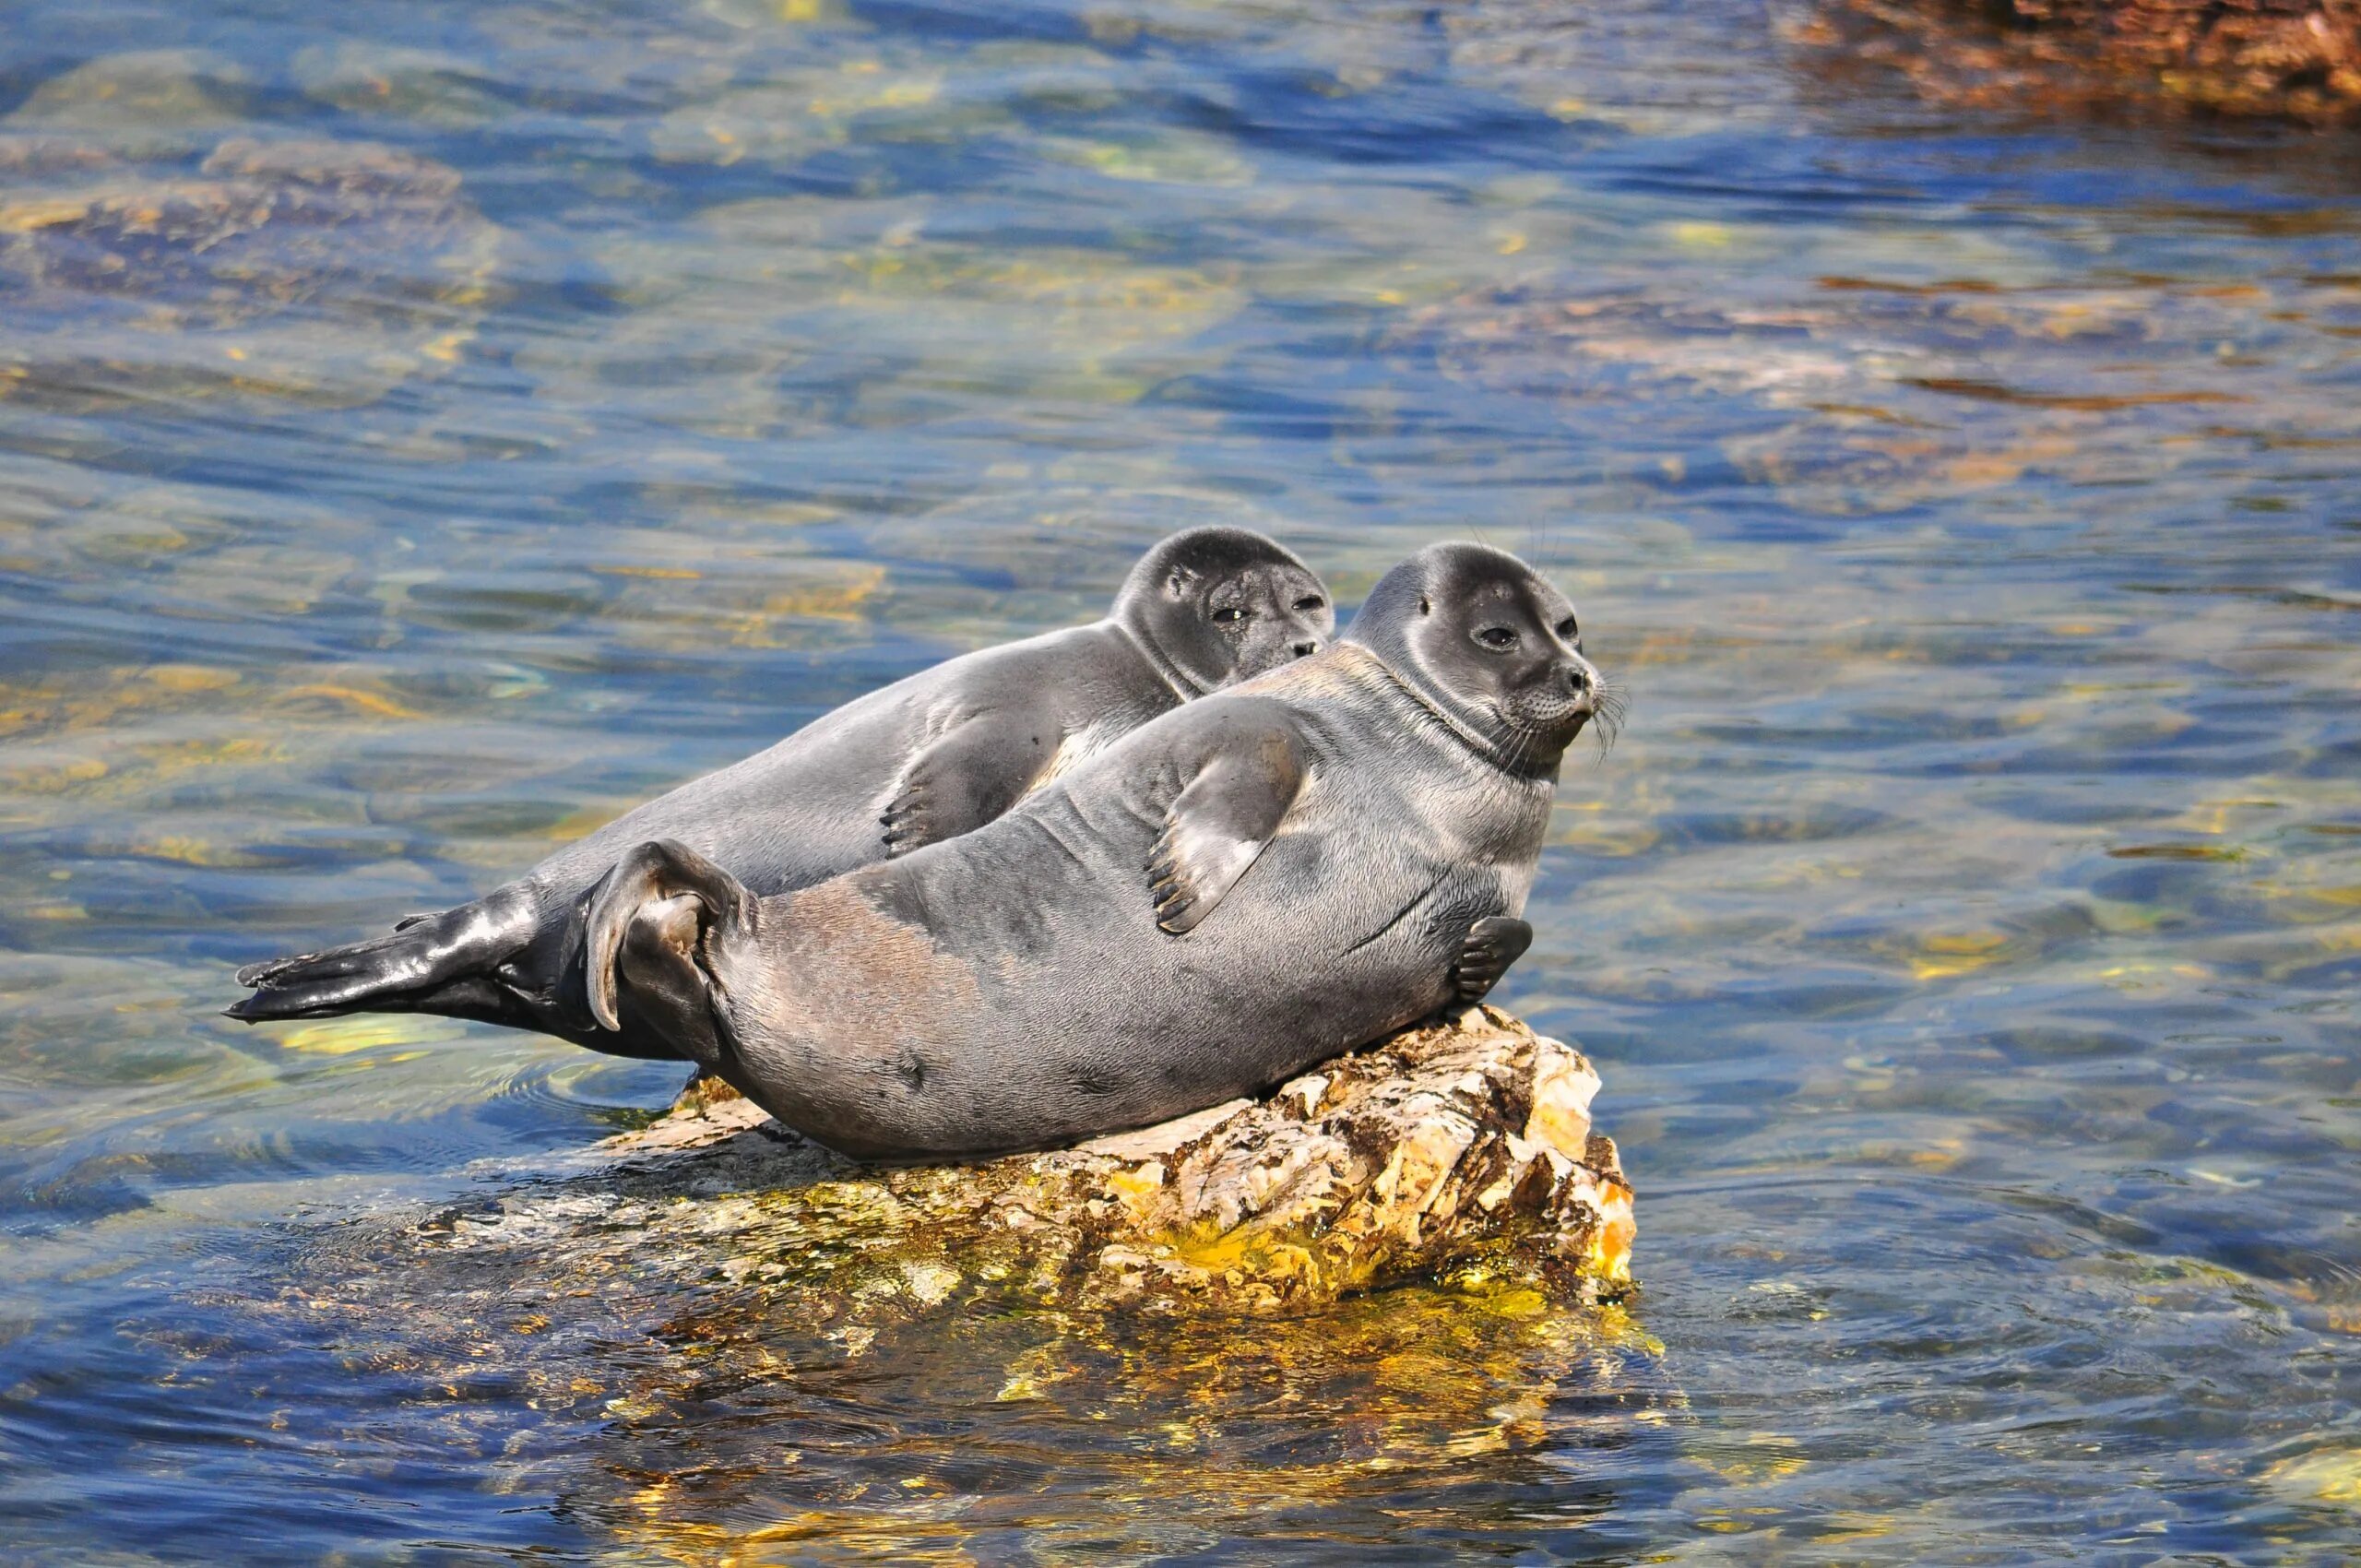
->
[599,1004,1634,1314]
[1803,0,2361,124]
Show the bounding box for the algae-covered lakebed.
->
[2,0,2358,1561]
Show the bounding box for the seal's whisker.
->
[1523,519,1568,574]
[1508,723,1536,778]
[1521,518,1551,568]
[1590,706,1625,761]
[1585,672,1628,762]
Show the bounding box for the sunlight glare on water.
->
[0,0,2357,1561]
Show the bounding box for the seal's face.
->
[1181,557,1333,684]
[1122,528,1335,692]
[1350,543,1602,775]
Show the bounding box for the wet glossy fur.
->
[229,528,1332,1055]
[595,543,1601,1156]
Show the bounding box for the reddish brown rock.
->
[1800,0,2361,124]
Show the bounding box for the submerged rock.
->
[9,49,254,158]
[0,58,502,412]
[291,42,512,126]
[595,1004,1634,1313]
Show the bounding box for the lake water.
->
[3,0,2358,1560]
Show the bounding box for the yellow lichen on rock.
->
[601,1005,1635,1314]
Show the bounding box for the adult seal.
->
[578,542,1605,1157]
[229,527,1334,1057]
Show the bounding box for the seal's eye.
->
[1293,595,1325,612]
[1555,616,1579,641]
[1211,606,1246,624]
[1475,626,1518,651]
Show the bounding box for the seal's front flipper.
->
[881,707,1060,858]
[582,839,753,1064]
[1453,915,1532,1003]
[1147,707,1307,933]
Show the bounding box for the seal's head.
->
[1346,542,1602,776]
[1114,527,1334,694]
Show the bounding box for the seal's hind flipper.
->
[1452,915,1532,1003]
[582,839,753,1046]
[1145,705,1307,934]
[230,886,537,1022]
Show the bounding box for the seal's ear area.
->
[583,839,753,1032]
[1146,709,1308,933]
[1163,564,1203,600]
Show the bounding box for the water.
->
[2,0,2357,1560]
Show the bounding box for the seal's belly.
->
[915,836,1500,1144]
[735,771,1522,1155]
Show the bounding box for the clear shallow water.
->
[1,0,2357,1560]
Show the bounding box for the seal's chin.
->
[1227,639,1325,685]
[1482,700,1590,773]
[1500,696,1591,744]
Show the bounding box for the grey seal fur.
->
[229,527,1334,1057]
[579,542,1601,1157]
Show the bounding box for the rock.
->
[1803,0,2361,125]
[10,50,254,157]
[0,116,501,411]
[291,43,510,126]
[600,1004,1635,1313]
[205,1006,1646,1534]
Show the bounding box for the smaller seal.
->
[229,528,1334,1057]
[578,542,1602,1158]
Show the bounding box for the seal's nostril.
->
[1293,641,1317,658]
[1569,668,1591,695]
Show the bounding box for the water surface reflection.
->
[1,0,2357,1560]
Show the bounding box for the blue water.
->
[3,0,2359,1560]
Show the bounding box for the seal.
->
[229,528,1335,1056]
[577,542,1604,1157]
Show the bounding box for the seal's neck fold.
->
[1111,618,1216,700]
[1333,644,1561,782]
